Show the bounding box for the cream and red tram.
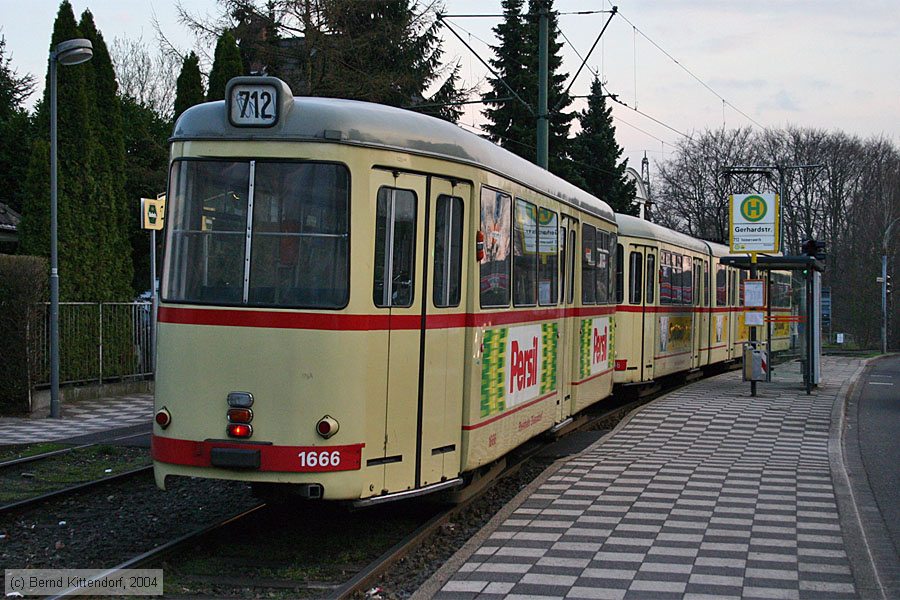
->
[152,77,619,504]
[612,214,786,384]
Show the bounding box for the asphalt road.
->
[856,354,900,556]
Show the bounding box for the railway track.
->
[33,368,731,599]
[0,431,152,516]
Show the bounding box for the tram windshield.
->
[162,160,350,308]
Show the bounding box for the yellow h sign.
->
[141,196,166,231]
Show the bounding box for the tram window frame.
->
[582,223,597,304]
[646,253,655,303]
[595,230,610,304]
[629,251,643,305]
[716,264,727,306]
[659,250,671,305]
[433,194,464,308]
[479,186,511,308]
[567,229,576,304]
[615,243,624,304]
[537,208,559,306]
[162,158,351,310]
[373,186,417,308]
[513,198,538,307]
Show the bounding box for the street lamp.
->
[49,38,93,419]
[882,216,900,354]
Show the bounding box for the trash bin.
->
[743,342,769,382]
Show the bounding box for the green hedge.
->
[0,255,47,413]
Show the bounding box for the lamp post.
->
[882,216,900,355]
[49,38,93,418]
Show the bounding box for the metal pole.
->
[49,55,60,419]
[883,253,889,355]
[806,267,813,395]
[150,229,157,372]
[536,3,549,170]
[750,254,757,397]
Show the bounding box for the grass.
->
[0,442,70,463]
[0,445,150,503]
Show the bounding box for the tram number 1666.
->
[298,450,341,469]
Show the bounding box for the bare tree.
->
[110,36,181,120]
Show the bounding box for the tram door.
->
[419,178,471,486]
[638,246,657,381]
[370,170,428,493]
[559,216,578,419]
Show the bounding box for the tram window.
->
[250,162,350,308]
[433,194,463,308]
[608,234,618,303]
[582,224,596,304]
[659,251,671,305]
[615,243,624,304]
[595,231,610,304]
[629,251,643,304]
[671,253,682,304]
[646,254,655,303]
[560,226,567,304]
[703,262,709,307]
[716,265,727,306]
[479,187,511,307]
[163,160,351,308]
[567,229,576,304]
[373,187,417,308]
[513,199,538,306]
[682,255,693,305]
[739,270,748,305]
[537,208,558,306]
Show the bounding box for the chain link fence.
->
[29,302,153,388]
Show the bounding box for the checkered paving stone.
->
[0,394,153,445]
[434,358,862,600]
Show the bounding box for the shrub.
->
[0,255,47,413]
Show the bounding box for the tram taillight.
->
[227,408,253,424]
[227,423,253,438]
[154,407,171,429]
[316,415,339,439]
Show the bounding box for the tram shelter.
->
[719,254,825,394]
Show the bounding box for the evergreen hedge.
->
[0,255,47,413]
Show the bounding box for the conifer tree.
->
[207,31,243,101]
[570,78,637,214]
[482,0,576,179]
[174,51,204,122]
[0,36,35,214]
[79,9,133,299]
[482,0,533,159]
[20,1,96,300]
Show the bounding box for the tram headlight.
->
[316,415,339,439]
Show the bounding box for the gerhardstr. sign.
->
[729,193,779,253]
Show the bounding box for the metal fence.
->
[29,302,153,388]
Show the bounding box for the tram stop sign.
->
[141,197,166,231]
[730,193,779,253]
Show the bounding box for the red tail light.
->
[154,407,171,429]
[227,408,253,424]
[615,359,628,371]
[316,415,339,439]
[227,423,253,438]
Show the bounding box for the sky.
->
[2,0,899,172]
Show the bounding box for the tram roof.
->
[172,96,614,223]
[614,213,712,254]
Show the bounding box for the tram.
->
[612,214,790,384]
[151,77,619,504]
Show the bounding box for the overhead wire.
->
[616,9,768,131]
